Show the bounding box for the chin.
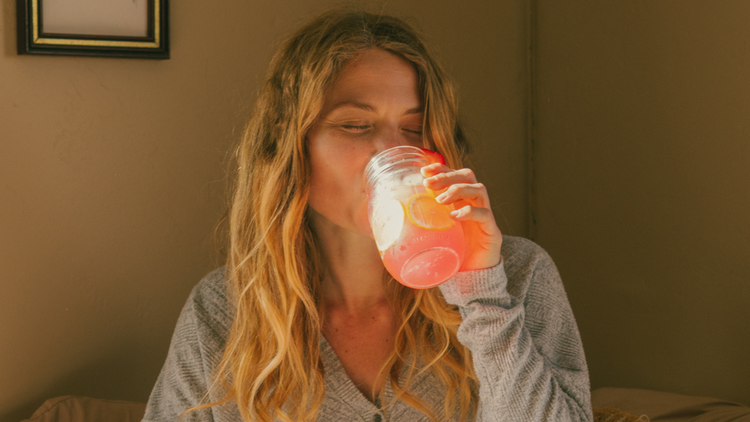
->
[356,218,375,240]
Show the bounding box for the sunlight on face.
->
[307,48,424,237]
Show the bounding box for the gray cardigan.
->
[142,235,593,421]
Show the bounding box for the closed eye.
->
[341,124,370,131]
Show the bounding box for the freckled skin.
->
[310,48,424,403]
[307,49,424,238]
[311,48,503,404]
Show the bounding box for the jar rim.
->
[364,146,428,187]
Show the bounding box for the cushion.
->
[21,389,750,422]
[593,406,649,421]
[592,387,750,422]
[21,396,146,422]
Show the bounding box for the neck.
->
[309,209,389,317]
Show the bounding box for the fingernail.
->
[436,193,446,202]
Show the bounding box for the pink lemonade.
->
[380,212,465,288]
[370,185,465,289]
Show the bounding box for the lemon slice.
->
[370,199,405,251]
[406,192,455,230]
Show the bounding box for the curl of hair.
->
[193,8,477,422]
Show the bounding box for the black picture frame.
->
[16,0,169,59]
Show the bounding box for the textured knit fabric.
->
[142,235,593,422]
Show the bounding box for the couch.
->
[20,387,750,422]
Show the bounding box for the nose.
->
[373,124,411,155]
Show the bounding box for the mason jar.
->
[364,146,465,289]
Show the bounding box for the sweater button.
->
[373,414,382,422]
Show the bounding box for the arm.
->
[439,237,593,422]
[421,161,591,421]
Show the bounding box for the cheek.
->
[310,162,365,203]
[307,137,371,224]
[309,140,351,195]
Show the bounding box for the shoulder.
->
[188,267,232,316]
[499,236,570,303]
[501,236,580,338]
[142,268,236,421]
[176,267,234,353]
[500,235,554,269]
[501,235,556,281]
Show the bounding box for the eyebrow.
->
[328,101,423,115]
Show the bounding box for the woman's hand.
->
[421,163,503,271]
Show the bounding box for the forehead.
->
[340,48,417,81]
[322,48,421,109]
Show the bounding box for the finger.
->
[435,183,489,208]
[420,162,451,178]
[423,168,478,191]
[450,205,498,230]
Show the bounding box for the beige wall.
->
[4,0,749,418]
[534,0,750,406]
[0,1,529,420]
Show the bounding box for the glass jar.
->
[365,146,465,289]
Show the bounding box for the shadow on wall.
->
[1,347,154,422]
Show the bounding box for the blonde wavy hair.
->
[200,8,478,422]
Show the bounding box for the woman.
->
[143,8,593,422]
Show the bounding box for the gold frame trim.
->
[32,0,160,48]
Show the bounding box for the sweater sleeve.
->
[142,268,234,422]
[438,237,593,422]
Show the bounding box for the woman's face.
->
[307,48,424,238]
